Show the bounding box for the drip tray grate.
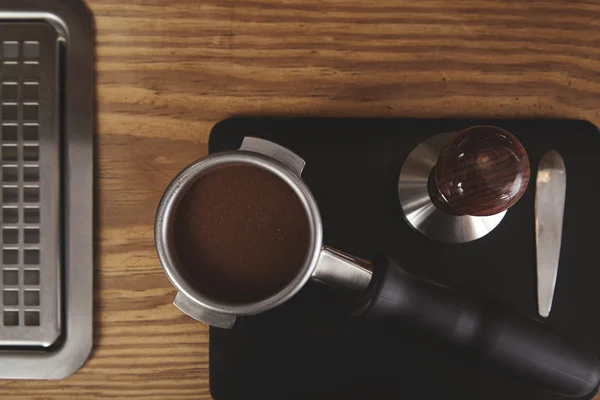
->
[0,24,60,347]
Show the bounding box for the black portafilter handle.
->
[352,255,600,398]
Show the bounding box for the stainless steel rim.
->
[398,132,506,244]
[155,151,323,316]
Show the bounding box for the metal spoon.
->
[535,150,566,318]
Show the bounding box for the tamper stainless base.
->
[397,132,506,244]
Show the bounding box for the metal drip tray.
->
[0,0,93,379]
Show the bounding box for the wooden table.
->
[1,0,599,398]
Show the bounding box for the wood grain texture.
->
[0,0,599,398]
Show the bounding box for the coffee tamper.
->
[398,126,530,243]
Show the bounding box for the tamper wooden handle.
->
[431,126,530,216]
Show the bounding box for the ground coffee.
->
[173,164,310,304]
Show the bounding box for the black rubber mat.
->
[208,118,600,400]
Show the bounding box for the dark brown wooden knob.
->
[431,126,530,216]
